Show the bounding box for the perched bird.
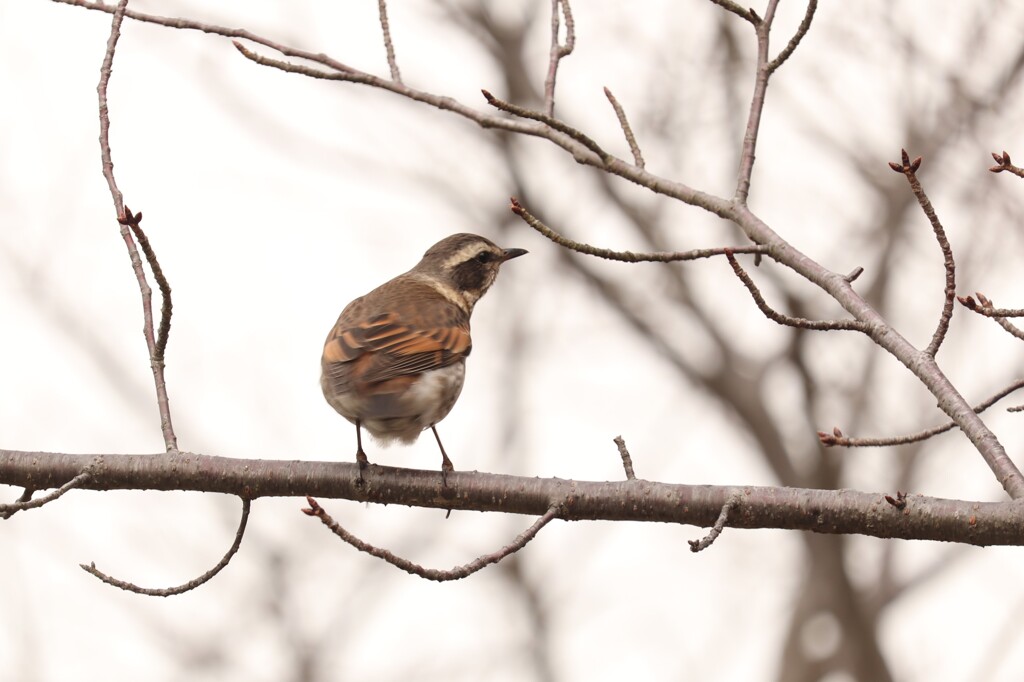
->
[321,233,527,481]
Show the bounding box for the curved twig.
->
[81,497,251,596]
[97,0,178,453]
[689,494,740,552]
[767,0,817,75]
[119,208,173,363]
[0,470,92,519]
[890,150,956,357]
[483,90,612,164]
[959,293,1024,319]
[303,497,561,581]
[707,0,760,24]
[511,198,767,262]
[726,252,867,331]
[819,378,1024,448]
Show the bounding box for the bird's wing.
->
[321,281,471,392]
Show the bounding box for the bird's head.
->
[414,233,527,311]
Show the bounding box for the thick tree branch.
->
[2,450,1024,546]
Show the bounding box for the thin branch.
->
[767,0,817,75]
[376,0,401,83]
[989,150,1024,178]
[889,150,956,357]
[959,293,1024,319]
[483,89,612,164]
[543,0,575,117]
[81,497,251,596]
[959,294,1024,340]
[0,471,91,518]
[707,0,760,24]
[613,436,636,481]
[0,488,35,520]
[96,2,178,453]
[603,87,645,168]
[725,251,868,331]
[734,0,780,203]
[819,378,1024,447]
[511,198,767,262]
[119,208,173,363]
[97,0,128,212]
[689,494,740,552]
[303,497,561,581]
[57,0,359,74]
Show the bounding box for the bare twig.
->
[734,0,780,203]
[376,0,401,82]
[0,488,35,520]
[767,0,817,74]
[57,0,359,73]
[707,0,760,24]
[303,497,561,581]
[96,1,178,453]
[989,150,1024,178]
[889,150,956,357]
[81,497,251,596]
[603,87,644,168]
[511,198,767,262]
[119,208,173,363]
[959,294,1024,340]
[483,90,612,164]
[97,0,127,212]
[725,252,867,331]
[613,436,636,480]
[689,494,740,552]
[959,293,1024,319]
[543,0,575,117]
[0,471,91,518]
[819,378,1024,447]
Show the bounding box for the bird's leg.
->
[431,425,455,486]
[355,421,369,482]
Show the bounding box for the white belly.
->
[331,363,466,445]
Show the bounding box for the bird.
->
[321,232,527,482]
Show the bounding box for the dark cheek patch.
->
[453,261,489,292]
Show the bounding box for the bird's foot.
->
[355,448,369,485]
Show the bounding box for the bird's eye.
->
[474,251,496,264]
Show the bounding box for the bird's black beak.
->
[501,247,528,262]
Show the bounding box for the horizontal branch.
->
[2,450,1023,546]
